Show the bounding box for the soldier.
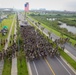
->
[0,51,2,60]
[10,35,12,39]
[10,40,12,44]
[6,39,8,43]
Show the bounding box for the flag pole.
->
[24,2,29,18]
[25,12,26,18]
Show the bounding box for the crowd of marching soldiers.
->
[0,34,16,47]
[0,34,18,61]
[0,26,60,61]
[0,39,8,46]
[20,26,60,61]
[0,42,18,60]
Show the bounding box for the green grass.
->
[0,19,13,39]
[59,48,76,70]
[17,50,28,75]
[1,14,15,75]
[0,14,15,50]
[27,17,76,70]
[28,16,76,46]
[2,58,12,75]
[8,18,16,46]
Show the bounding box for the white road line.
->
[33,61,39,75]
[60,56,76,75]
[55,57,72,75]
[64,49,76,62]
[26,60,33,75]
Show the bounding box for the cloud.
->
[0,0,76,11]
[64,0,76,11]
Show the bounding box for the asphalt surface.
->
[28,17,76,61]
[64,43,76,57]
[18,13,76,75]
[43,26,76,61]
[29,56,75,75]
[43,25,76,61]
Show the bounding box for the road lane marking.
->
[44,58,56,75]
[60,56,76,75]
[26,60,33,75]
[55,57,72,75]
[33,61,39,75]
[64,49,76,62]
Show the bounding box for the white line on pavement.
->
[60,56,76,75]
[64,49,76,62]
[26,60,33,75]
[55,57,72,75]
[33,61,39,75]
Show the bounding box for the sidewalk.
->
[11,21,17,75]
[4,15,16,50]
[11,57,17,75]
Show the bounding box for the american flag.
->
[24,2,29,12]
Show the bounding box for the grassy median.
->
[2,58,12,75]
[17,24,28,75]
[17,50,28,75]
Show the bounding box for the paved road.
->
[18,13,76,75]
[27,17,76,75]
[28,17,76,61]
[43,25,76,61]
[29,56,75,75]
[44,27,76,61]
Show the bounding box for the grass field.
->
[2,58,12,75]
[0,14,15,51]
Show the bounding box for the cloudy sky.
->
[0,0,76,11]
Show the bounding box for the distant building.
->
[0,8,14,14]
[39,8,46,11]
